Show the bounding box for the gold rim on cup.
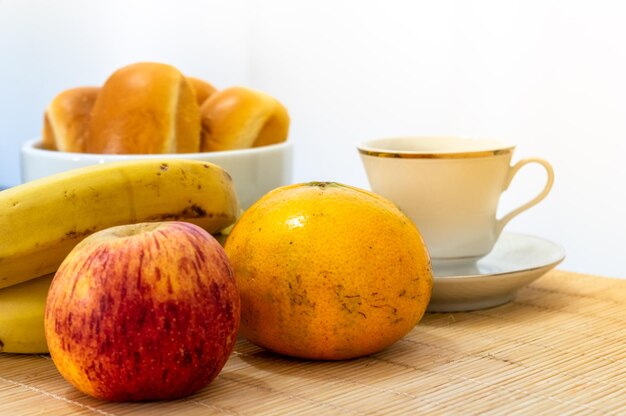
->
[357,147,514,159]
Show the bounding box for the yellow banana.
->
[0,274,53,354]
[0,159,239,289]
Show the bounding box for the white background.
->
[1,0,625,278]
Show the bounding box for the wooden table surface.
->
[1,269,624,415]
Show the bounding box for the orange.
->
[224,182,433,360]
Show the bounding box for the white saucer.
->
[427,232,566,312]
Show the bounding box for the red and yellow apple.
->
[44,221,240,401]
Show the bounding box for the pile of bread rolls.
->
[42,62,290,154]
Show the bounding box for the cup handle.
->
[496,158,554,235]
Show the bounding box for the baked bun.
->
[42,87,99,152]
[187,77,217,106]
[200,86,290,152]
[87,62,201,154]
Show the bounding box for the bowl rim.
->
[21,138,293,160]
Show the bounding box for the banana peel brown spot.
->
[63,227,96,241]
[188,204,207,217]
[64,190,77,202]
[146,205,230,221]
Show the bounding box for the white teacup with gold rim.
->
[357,136,554,264]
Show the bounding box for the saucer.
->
[427,232,566,312]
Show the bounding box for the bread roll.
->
[187,77,217,106]
[200,86,290,152]
[87,62,201,154]
[42,87,99,152]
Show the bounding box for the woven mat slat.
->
[1,269,625,415]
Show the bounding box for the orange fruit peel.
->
[224,182,433,360]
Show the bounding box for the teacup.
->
[357,136,554,263]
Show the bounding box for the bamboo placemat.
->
[1,269,624,415]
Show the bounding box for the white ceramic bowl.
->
[20,138,293,209]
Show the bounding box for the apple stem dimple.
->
[111,223,162,238]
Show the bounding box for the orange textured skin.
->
[86,62,201,154]
[42,87,100,152]
[200,86,290,151]
[224,182,433,360]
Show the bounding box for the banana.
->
[0,159,239,289]
[0,274,53,354]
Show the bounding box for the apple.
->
[44,221,240,401]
